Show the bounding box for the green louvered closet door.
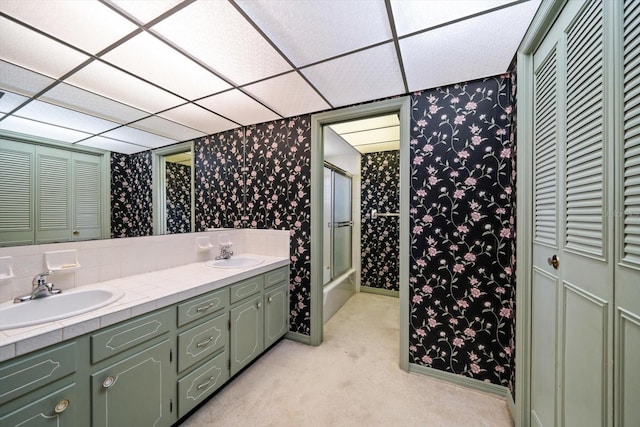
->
[529,0,640,426]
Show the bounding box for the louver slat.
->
[565,0,604,257]
[0,149,32,231]
[534,48,558,246]
[624,0,640,266]
[38,155,69,230]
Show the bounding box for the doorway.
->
[310,97,411,371]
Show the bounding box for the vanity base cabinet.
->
[177,348,229,418]
[0,382,76,427]
[264,282,289,349]
[90,339,173,427]
[230,294,264,376]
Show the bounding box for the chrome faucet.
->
[215,243,234,260]
[14,271,62,303]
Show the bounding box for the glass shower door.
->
[331,171,352,279]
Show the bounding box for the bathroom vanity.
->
[0,259,289,427]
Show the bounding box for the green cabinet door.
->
[264,283,289,348]
[230,295,264,376]
[0,383,76,427]
[91,339,173,427]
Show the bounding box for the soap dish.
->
[196,236,213,251]
[0,256,14,280]
[45,250,80,271]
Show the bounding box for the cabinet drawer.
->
[264,266,288,289]
[91,309,172,364]
[177,349,229,417]
[177,288,228,327]
[0,382,76,426]
[178,312,228,373]
[229,275,264,304]
[0,342,76,404]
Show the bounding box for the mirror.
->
[152,141,195,236]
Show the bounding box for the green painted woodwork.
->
[0,342,76,403]
[177,348,229,418]
[91,309,172,364]
[177,312,228,373]
[264,283,289,349]
[230,294,264,376]
[0,265,290,426]
[229,275,263,304]
[0,136,108,247]
[264,266,288,289]
[0,382,76,427]
[91,339,172,427]
[177,287,228,327]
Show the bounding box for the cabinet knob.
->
[257,302,262,308]
[547,254,560,269]
[54,399,69,414]
[268,297,273,303]
[72,230,79,236]
[102,375,116,389]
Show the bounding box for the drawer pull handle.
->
[54,399,70,414]
[196,303,214,312]
[196,336,215,347]
[197,376,216,390]
[102,376,116,389]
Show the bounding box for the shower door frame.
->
[310,97,411,371]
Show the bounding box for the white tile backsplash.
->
[0,229,289,303]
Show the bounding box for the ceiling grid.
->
[0,0,540,154]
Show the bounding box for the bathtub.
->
[323,269,355,324]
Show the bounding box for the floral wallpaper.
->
[408,76,516,390]
[195,129,244,230]
[361,150,400,292]
[111,151,153,238]
[195,117,312,335]
[166,162,191,234]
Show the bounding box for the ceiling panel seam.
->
[228,0,334,111]
[384,0,409,94]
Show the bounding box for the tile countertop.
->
[0,254,290,362]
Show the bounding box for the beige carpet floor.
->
[180,292,514,427]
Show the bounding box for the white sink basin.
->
[206,255,264,269]
[0,287,125,331]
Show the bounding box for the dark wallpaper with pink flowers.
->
[110,75,517,390]
[408,75,516,390]
[361,150,400,292]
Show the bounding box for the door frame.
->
[515,0,570,426]
[309,96,411,371]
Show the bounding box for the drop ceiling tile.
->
[391,0,518,36]
[301,43,404,108]
[0,17,89,79]
[0,115,91,143]
[0,0,137,54]
[101,126,178,149]
[40,83,149,124]
[330,114,399,134]
[77,135,147,154]
[0,91,29,115]
[236,0,392,67]
[15,100,119,134]
[158,104,238,135]
[65,61,184,113]
[356,141,399,154]
[102,32,231,100]
[196,90,280,126]
[130,116,205,141]
[400,1,540,92]
[244,72,330,117]
[110,0,184,24]
[0,61,55,97]
[340,126,400,146]
[151,1,291,85]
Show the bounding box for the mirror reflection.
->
[163,151,193,235]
